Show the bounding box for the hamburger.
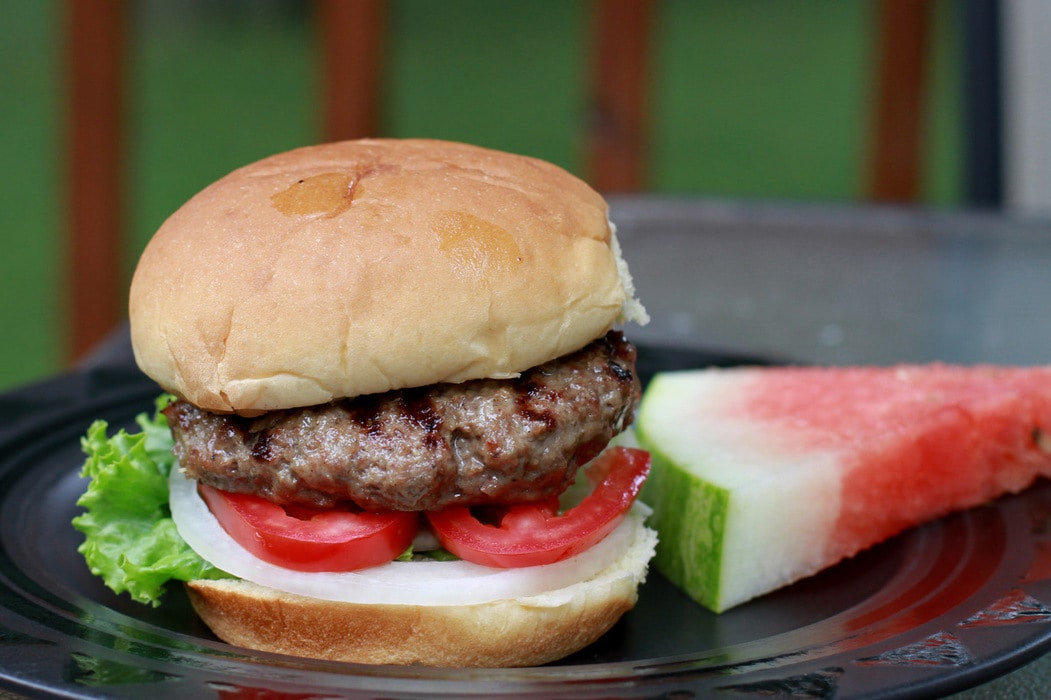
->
[75,138,655,667]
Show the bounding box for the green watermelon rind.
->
[637,428,729,612]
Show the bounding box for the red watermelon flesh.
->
[636,365,1051,612]
[737,365,1051,565]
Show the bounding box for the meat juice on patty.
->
[165,331,641,512]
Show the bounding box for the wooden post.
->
[587,0,655,192]
[317,0,386,141]
[65,0,126,360]
[867,0,930,202]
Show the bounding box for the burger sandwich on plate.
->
[74,138,655,667]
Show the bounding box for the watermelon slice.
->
[635,364,1051,613]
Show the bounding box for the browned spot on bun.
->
[435,210,523,276]
[270,172,355,218]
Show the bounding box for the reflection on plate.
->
[0,349,1050,698]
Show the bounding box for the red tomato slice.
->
[425,446,650,568]
[198,484,419,572]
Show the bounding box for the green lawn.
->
[0,0,961,392]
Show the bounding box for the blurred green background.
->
[1,0,961,393]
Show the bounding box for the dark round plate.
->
[1,349,1050,699]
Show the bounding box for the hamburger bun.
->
[185,512,657,667]
[129,138,647,413]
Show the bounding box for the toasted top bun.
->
[129,139,646,413]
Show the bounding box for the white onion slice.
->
[169,466,648,606]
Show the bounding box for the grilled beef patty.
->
[165,331,640,512]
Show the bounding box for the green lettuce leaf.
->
[72,395,231,606]
[395,545,459,562]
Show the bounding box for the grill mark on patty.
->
[346,394,385,438]
[402,389,444,450]
[249,430,274,462]
[600,332,636,380]
[515,380,557,433]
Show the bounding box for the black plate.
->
[1,347,1051,699]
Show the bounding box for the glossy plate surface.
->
[1,350,1051,699]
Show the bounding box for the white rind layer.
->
[638,370,842,611]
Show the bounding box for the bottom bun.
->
[186,519,657,667]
